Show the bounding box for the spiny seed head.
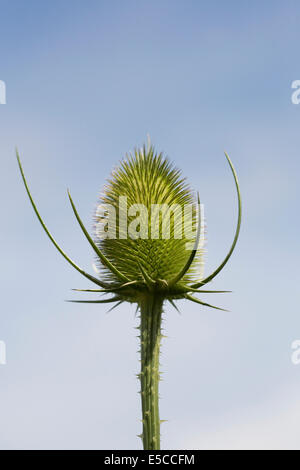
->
[95,143,203,287]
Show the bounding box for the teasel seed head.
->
[17,141,241,450]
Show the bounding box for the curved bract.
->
[190,152,242,289]
[16,151,112,291]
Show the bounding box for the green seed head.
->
[95,144,202,288]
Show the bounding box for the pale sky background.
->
[1,0,300,450]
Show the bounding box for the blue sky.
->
[1,0,300,449]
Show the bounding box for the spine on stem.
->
[139,295,163,450]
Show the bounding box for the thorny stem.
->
[139,295,163,450]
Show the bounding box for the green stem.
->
[139,295,163,450]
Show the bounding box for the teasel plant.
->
[17,141,241,450]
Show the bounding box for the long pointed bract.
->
[16,151,111,289]
[68,190,130,283]
[187,288,231,294]
[72,288,106,293]
[169,193,202,286]
[191,152,241,289]
[185,294,228,311]
[107,300,123,312]
[66,297,121,304]
[138,261,156,288]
